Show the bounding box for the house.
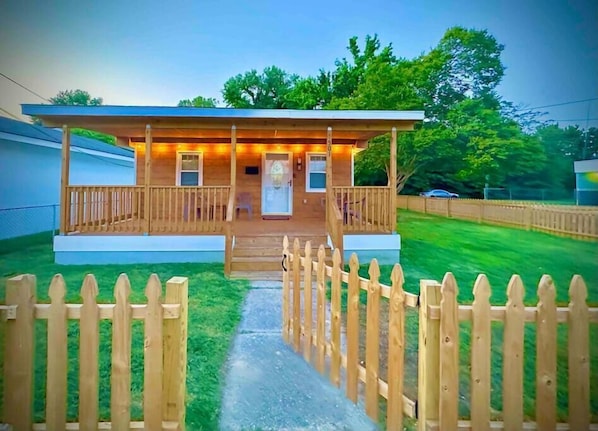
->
[574,159,598,205]
[0,116,134,240]
[22,105,424,276]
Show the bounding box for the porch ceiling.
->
[22,105,424,145]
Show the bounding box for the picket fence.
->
[282,236,598,431]
[0,273,188,431]
[396,195,598,241]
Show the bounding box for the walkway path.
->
[219,281,379,431]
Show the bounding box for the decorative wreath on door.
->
[270,160,284,189]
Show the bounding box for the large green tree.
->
[222,66,298,108]
[177,96,218,108]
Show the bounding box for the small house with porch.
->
[23,105,423,278]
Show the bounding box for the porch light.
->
[297,157,302,171]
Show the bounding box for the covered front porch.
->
[24,106,424,272]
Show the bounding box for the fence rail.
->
[281,237,597,430]
[0,273,188,431]
[397,196,598,240]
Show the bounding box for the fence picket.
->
[330,248,342,387]
[282,236,290,344]
[303,241,313,363]
[346,253,360,403]
[503,275,525,431]
[568,275,589,431]
[163,276,189,429]
[111,274,132,429]
[292,238,301,352]
[47,274,68,431]
[316,245,327,374]
[471,275,491,431]
[387,264,405,431]
[536,275,557,431]
[79,275,100,431]
[4,274,36,431]
[144,274,163,429]
[365,259,381,421]
[439,272,459,430]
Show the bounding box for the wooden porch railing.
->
[326,190,344,259]
[63,186,232,234]
[149,186,230,233]
[66,186,144,233]
[224,192,236,276]
[333,186,393,232]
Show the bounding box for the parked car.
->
[419,189,459,198]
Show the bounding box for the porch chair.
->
[343,196,366,224]
[235,192,253,220]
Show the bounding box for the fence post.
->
[417,280,441,431]
[439,273,459,430]
[163,276,188,431]
[3,274,36,431]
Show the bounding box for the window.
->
[176,152,203,186]
[306,153,326,192]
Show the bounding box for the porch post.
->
[390,127,397,233]
[326,126,333,219]
[144,124,152,234]
[230,125,237,199]
[59,125,71,234]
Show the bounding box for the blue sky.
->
[1,0,596,127]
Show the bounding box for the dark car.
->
[419,189,459,198]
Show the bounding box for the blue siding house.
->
[0,116,134,240]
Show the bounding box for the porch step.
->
[230,234,332,279]
[234,235,329,249]
[229,271,283,281]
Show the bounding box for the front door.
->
[262,152,293,216]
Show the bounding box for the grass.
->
[354,210,598,424]
[0,241,249,430]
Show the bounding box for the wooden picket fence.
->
[396,195,598,241]
[282,236,598,431]
[282,236,420,431]
[0,273,188,431]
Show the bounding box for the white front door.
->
[262,152,293,216]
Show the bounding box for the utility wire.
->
[0,106,21,120]
[517,97,598,111]
[0,72,50,102]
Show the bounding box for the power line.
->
[0,72,50,102]
[517,97,598,112]
[550,118,598,122]
[0,106,21,120]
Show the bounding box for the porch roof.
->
[22,105,425,146]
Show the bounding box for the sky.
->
[1,0,597,128]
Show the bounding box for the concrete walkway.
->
[219,281,379,431]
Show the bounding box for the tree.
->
[36,89,115,144]
[49,89,103,106]
[413,27,505,121]
[222,66,298,108]
[177,96,218,108]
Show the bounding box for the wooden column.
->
[144,125,152,234]
[390,127,397,233]
[326,127,333,222]
[230,125,237,198]
[59,125,71,234]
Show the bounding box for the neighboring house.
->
[23,105,424,274]
[574,159,598,205]
[0,116,135,240]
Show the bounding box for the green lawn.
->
[364,210,598,423]
[0,242,249,430]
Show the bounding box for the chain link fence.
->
[0,204,59,244]
[483,188,576,203]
